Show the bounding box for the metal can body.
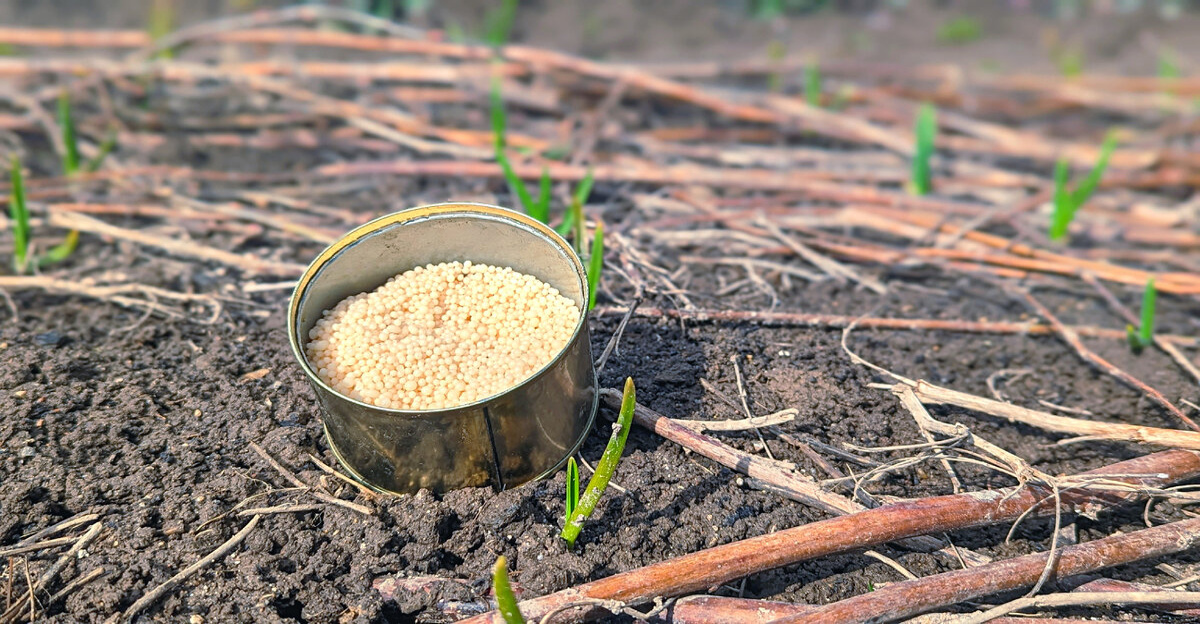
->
[288,203,597,495]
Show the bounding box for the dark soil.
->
[3,219,1200,622]
[1,2,1200,624]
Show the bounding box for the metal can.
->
[288,203,597,495]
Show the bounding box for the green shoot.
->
[8,158,30,274]
[1127,279,1157,351]
[1049,158,1072,240]
[766,40,785,93]
[57,91,80,177]
[936,17,983,45]
[85,128,118,173]
[1159,52,1181,81]
[1056,48,1084,78]
[909,103,936,196]
[564,457,579,525]
[492,556,525,624]
[484,0,518,48]
[1048,131,1118,241]
[561,376,633,548]
[40,231,79,267]
[530,167,551,224]
[148,0,175,59]
[586,222,603,312]
[490,76,507,152]
[753,0,784,20]
[556,169,594,252]
[804,60,822,108]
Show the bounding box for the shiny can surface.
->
[288,203,597,495]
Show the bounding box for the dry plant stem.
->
[958,592,1200,624]
[1072,578,1200,616]
[45,567,105,609]
[109,515,261,624]
[597,391,984,565]
[459,449,1200,624]
[11,512,99,548]
[236,504,323,517]
[48,211,307,276]
[772,515,1200,624]
[1018,290,1199,432]
[249,443,372,516]
[0,276,218,321]
[0,522,102,624]
[664,596,1154,624]
[0,536,76,558]
[598,390,856,518]
[591,306,1199,346]
[909,380,1200,450]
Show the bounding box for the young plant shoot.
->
[490,78,552,223]
[492,556,525,624]
[587,221,604,312]
[564,456,579,525]
[561,377,635,548]
[57,91,80,177]
[909,103,936,196]
[1127,279,1157,351]
[804,61,822,108]
[8,158,29,274]
[1048,131,1118,241]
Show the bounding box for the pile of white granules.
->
[305,261,580,410]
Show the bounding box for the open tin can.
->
[287,203,597,495]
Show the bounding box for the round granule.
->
[305,261,580,411]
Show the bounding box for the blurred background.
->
[1,0,1197,74]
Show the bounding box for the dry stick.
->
[45,567,106,610]
[235,504,323,517]
[109,515,261,624]
[48,211,306,276]
[671,409,797,433]
[660,596,1107,624]
[773,516,1200,624]
[909,380,1200,450]
[590,306,1200,347]
[598,390,986,566]
[1018,290,1200,432]
[249,443,372,516]
[594,290,643,374]
[307,454,378,500]
[958,591,1200,624]
[13,513,99,548]
[1072,578,1200,616]
[0,276,218,321]
[0,537,77,559]
[459,447,1200,624]
[0,522,103,624]
[757,218,886,294]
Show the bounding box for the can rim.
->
[287,202,591,417]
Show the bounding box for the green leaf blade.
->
[1049,158,1074,241]
[586,221,603,311]
[530,167,551,224]
[910,103,936,196]
[492,556,525,624]
[57,91,80,177]
[565,456,579,525]
[9,158,29,273]
[1138,278,1156,347]
[40,229,79,267]
[1069,131,1118,210]
[561,377,634,548]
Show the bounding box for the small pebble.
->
[34,331,64,347]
